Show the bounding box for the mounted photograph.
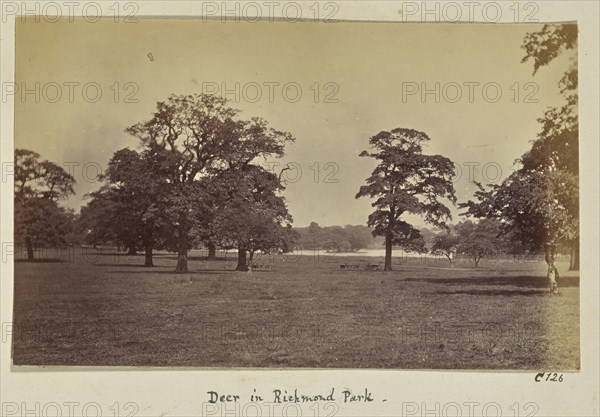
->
[11,19,579,369]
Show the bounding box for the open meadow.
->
[12,249,580,369]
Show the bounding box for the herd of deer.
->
[340,263,381,271]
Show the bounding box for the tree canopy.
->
[431,233,460,265]
[356,128,456,270]
[461,23,579,293]
[295,223,375,253]
[207,164,295,271]
[123,94,294,272]
[455,219,509,267]
[14,149,76,261]
[80,148,173,266]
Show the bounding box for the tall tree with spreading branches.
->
[356,128,456,271]
[14,149,76,261]
[522,23,579,271]
[207,165,294,271]
[461,24,579,293]
[125,94,293,273]
[80,148,172,266]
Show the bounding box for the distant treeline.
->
[293,222,437,252]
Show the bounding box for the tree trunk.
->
[127,245,137,255]
[144,246,153,267]
[25,237,34,261]
[142,226,154,267]
[384,233,393,271]
[207,242,217,260]
[175,222,188,273]
[236,247,248,271]
[569,238,580,271]
[544,243,560,294]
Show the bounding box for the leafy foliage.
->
[80,148,172,264]
[461,170,578,252]
[462,23,579,279]
[295,223,375,252]
[125,94,294,272]
[455,219,509,267]
[14,149,76,259]
[521,24,577,75]
[356,128,456,269]
[15,149,75,200]
[208,165,295,268]
[431,233,460,264]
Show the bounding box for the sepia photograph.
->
[3,2,600,416]
[10,16,581,373]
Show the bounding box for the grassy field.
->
[12,249,580,369]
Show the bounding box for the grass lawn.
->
[12,250,580,369]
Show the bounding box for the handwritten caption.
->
[207,387,376,405]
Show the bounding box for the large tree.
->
[80,148,171,266]
[461,24,579,293]
[126,94,293,273]
[356,128,456,271]
[522,23,579,270]
[208,165,295,271]
[14,149,76,261]
[461,170,578,293]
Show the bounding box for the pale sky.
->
[15,19,573,228]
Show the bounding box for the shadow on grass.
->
[81,252,224,260]
[15,258,66,263]
[432,289,547,297]
[406,275,579,288]
[82,252,138,257]
[105,268,232,275]
[161,256,231,262]
[95,263,158,268]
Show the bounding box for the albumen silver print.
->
[1,2,598,416]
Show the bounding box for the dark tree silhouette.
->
[431,233,460,266]
[207,165,295,271]
[455,219,508,267]
[14,149,76,261]
[522,23,579,271]
[356,128,456,271]
[80,148,171,267]
[462,24,579,293]
[125,94,293,273]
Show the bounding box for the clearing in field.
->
[12,250,579,369]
